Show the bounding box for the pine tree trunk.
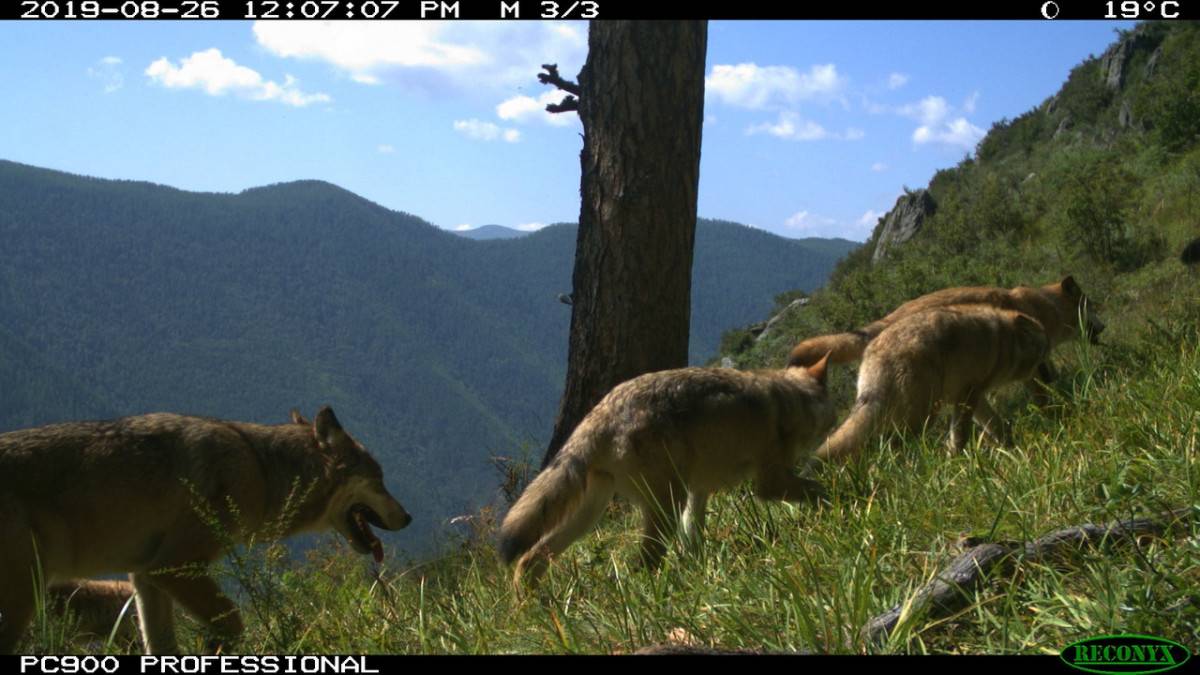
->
[542,21,708,468]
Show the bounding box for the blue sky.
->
[0,20,1136,241]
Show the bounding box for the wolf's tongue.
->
[372,538,384,563]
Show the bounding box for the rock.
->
[1044,94,1059,116]
[719,356,736,369]
[1053,115,1074,141]
[872,189,936,263]
[1100,32,1140,91]
[1145,45,1163,78]
[1118,99,1134,128]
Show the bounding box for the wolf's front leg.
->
[130,573,178,655]
[680,492,708,554]
[149,573,243,654]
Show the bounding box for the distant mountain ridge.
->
[0,159,857,555]
[455,224,528,240]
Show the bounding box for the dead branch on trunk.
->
[538,63,580,113]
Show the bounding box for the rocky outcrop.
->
[872,189,936,263]
[1145,45,1163,78]
[1118,99,1134,128]
[1053,115,1074,140]
[1100,31,1142,91]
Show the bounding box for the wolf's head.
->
[1032,276,1105,346]
[297,406,412,562]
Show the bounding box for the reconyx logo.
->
[1061,634,1192,674]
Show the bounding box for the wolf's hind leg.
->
[515,473,615,586]
[130,573,178,655]
[972,397,1013,447]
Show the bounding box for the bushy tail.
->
[497,427,604,566]
[786,323,883,368]
[815,395,885,463]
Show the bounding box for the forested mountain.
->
[0,160,856,554]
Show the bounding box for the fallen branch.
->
[862,506,1197,646]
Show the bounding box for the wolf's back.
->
[497,425,604,565]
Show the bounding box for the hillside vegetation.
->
[22,22,1199,655]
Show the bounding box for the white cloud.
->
[889,94,985,150]
[453,118,520,143]
[454,224,472,231]
[707,63,844,109]
[784,210,836,232]
[253,22,586,93]
[887,72,909,90]
[964,90,980,114]
[145,49,330,107]
[88,56,124,93]
[377,144,395,154]
[515,222,548,231]
[871,162,888,172]
[913,117,985,150]
[858,209,884,227]
[898,95,950,126]
[496,91,573,127]
[747,112,862,142]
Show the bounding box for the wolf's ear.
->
[314,406,345,444]
[807,351,831,386]
[290,409,311,426]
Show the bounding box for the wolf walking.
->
[499,356,835,586]
[786,277,1103,399]
[0,407,411,654]
[816,305,1050,462]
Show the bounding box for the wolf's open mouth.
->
[347,504,385,563]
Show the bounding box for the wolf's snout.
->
[377,499,412,530]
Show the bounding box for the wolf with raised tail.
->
[786,277,1103,400]
[499,356,835,586]
[816,305,1050,462]
[0,406,411,655]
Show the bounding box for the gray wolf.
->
[786,277,1103,399]
[0,407,410,654]
[815,305,1050,462]
[499,356,835,586]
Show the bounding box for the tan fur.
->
[499,357,836,586]
[787,276,1103,378]
[816,306,1050,462]
[0,407,411,655]
[47,580,139,644]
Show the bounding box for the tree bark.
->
[541,21,709,468]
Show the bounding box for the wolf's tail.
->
[786,322,884,368]
[498,424,607,566]
[815,394,885,463]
